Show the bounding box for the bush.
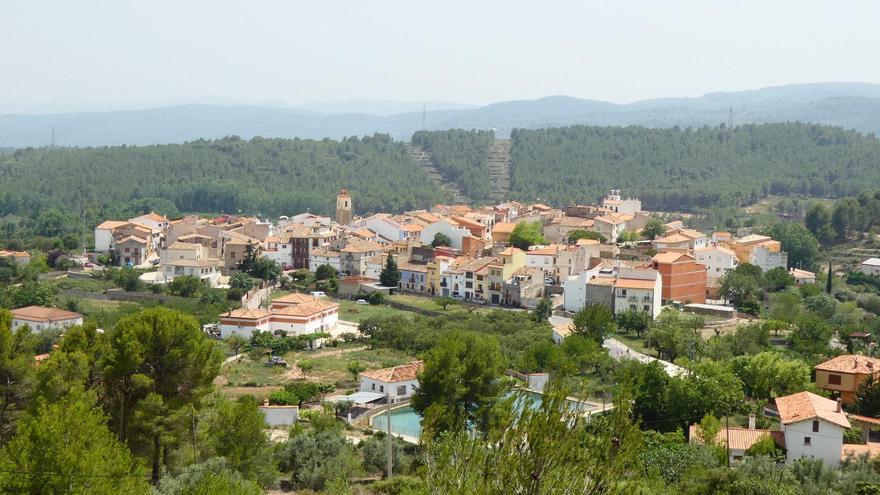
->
[368,291,385,305]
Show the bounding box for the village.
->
[7,186,880,474]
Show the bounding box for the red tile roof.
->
[775,391,850,428]
[816,355,880,375]
[10,306,82,322]
[360,361,424,383]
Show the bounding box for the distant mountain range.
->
[3,82,880,147]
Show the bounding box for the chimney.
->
[855,357,859,369]
[837,398,842,413]
[748,413,756,430]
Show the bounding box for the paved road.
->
[549,315,686,377]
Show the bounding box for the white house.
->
[776,391,849,466]
[157,241,222,287]
[601,190,642,215]
[594,214,631,243]
[790,268,816,285]
[128,212,169,233]
[421,219,471,250]
[612,268,663,318]
[562,266,603,313]
[218,295,339,340]
[363,214,407,242]
[309,247,342,273]
[263,235,293,269]
[94,220,129,253]
[359,361,424,401]
[861,258,880,276]
[751,244,788,273]
[695,246,739,280]
[10,306,83,332]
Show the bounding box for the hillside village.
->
[7,184,880,492]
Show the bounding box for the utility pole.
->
[386,393,393,478]
[725,412,731,467]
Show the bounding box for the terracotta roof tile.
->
[775,391,850,428]
[815,355,880,375]
[689,425,785,451]
[10,306,82,322]
[360,361,424,383]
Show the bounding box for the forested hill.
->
[0,135,450,227]
[507,123,880,210]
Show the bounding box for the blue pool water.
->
[370,391,599,439]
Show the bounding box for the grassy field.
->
[219,343,417,396]
[52,275,116,293]
[388,293,492,315]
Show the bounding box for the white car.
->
[310,291,326,299]
[356,299,369,305]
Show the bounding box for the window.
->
[379,385,384,393]
[804,436,811,446]
[812,420,819,432]
[371,383,375,391]
[397,385,407,395]
[828,374,842,385]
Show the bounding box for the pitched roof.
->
[595,213,633,225]
[398,262,428,273]
[863,258,880,267]
[116,235,148,244]
[167,241,201,250]
[96,220,129,230]
[360,361,424,383]
[492,222,516,234]
[695,246,736,256]
[689,425,785,451]
[400,223,423,233]
[789,268,816,279]
[164,258,220,267]
[274,299,339,317]
[11,306,82,322]
[815,355,880,375]
[775,391,850,428]
[311,247,341,258]
[552,322,574,338]
[654,233,692,244]
[0,249,29,258]
[272,293,317,305]
[587,277,615,286]
[499,247,524,256]
[614,278,657,290]
[341,238,384,253]
[221,308,272,319]
[576,238,600,246]
[652,251,694,264]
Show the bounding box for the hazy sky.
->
[2,0,879,114]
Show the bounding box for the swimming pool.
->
[369,390,606,440]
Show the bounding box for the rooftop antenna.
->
[421,103,426,131]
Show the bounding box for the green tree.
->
[2,280,58,307]
[411,331,504,438]
[531,297,552,322]
[765,222,820,270]
[103,307,222,483]
[857,374,880,417]
[347,360,365,381]
[431,232,452,247]
[279,429,360,491]
[315,264,337,281]
[225,334,248,355]
[0,388,148,495]
[422,389,643,494]
[805,203,832,239]
[763,267,795,292]
[567,229,607,243]
[788,315,833,356]
[380,256,401,287]
[114,267,144,292]
[642,219,666,240]
[203,395,276,486]
[720,264,763,312]
[249,257,281,281]
[832,198,864,240]
[237,242,261,273]
[168,274,202,297]
[509,221,547,250]
[0,309,35,442]
[572,303,616,343]
[617,308,652,337]
[229,272,253,291]
[156,458,262,495]
[434,295,457,310]
[731,352,811,400]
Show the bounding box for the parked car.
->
[265,356,288,367]
[310,291,326,299]
[356,299,369,305]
